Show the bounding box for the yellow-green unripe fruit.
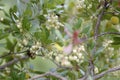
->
[25,73,31,79]
[110,16,119,25]
[106,21,112,27]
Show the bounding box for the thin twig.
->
[29,72,67,80]
[0,55,29,70]
[94,65,120,79]
[0,50,27,58]
[78,65,120,80]
[89,0,109,79]
[98,32,120,37]
[93,1,106,53]
[90,4,105,80]
[0,52,11,58]
[94,0,113,52]
[94,9,105,40]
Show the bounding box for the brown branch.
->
[88,4,105,80]
[98,32,120,37]
[94,65,120,79]
[94,9,105,40]
[29,72,67,80]
[94,0,113,51]
[94,0,113,39]
[89,0,112,79]
[78,65,120,80]
[93,5,105,54]
[78,76,87,80]
[0,55,29,70]
[0,50,27,58]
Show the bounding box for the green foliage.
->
[29,56,57,72]
[6,38,17,52]
[0,18,11,25]
[74,18,82,30]
[111,37,120,45]
[0,29,9,40]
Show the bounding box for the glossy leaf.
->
[74,18,82,30]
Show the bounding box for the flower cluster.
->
[76,0,85,9]
[69,45,85,62]
[44,13,64,30]
[30,42,41,54]
[17,38,29,48]
[103,39,113,48]
[46,44,85,67]
[16,20,23,32]
[75,0,92,10]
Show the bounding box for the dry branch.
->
[94,65,120,79]
[78,65,120,80]
[98,32,120,37]
[29,72,67,80]
[0,55,29,70]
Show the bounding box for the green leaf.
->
[29,56,56,72]
[0,43,5,47]
[95,47,105,55]
[111,41,120,45]
[5,38,13,50]
[86,38,95,52]
[12,32,22,39]
[0,34,9,40]
[49,28,56,42]
[105,27,119,32]
[0,29,9,40]
[113,37,120,42]
[17,0,26,16]
[64,23,73,32]
[79,69,85,75]
[82,25,91,33]
[38,15,46,24]
[5,38,17,51]
[22,17,31,31]
[55,29,64,41]
[10,70,18,80]
[40,0,44,8]
[67,71,77,80]
[81,21,92,36]
[59,70,68,76]
[9,6,18,22]
[18,72,25,80]
[74,18,82,30]
[34,27,49,44]
[0,18,11,25]
[34,31,41,41]
[111,37,120,45]
[23,5,32,17]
